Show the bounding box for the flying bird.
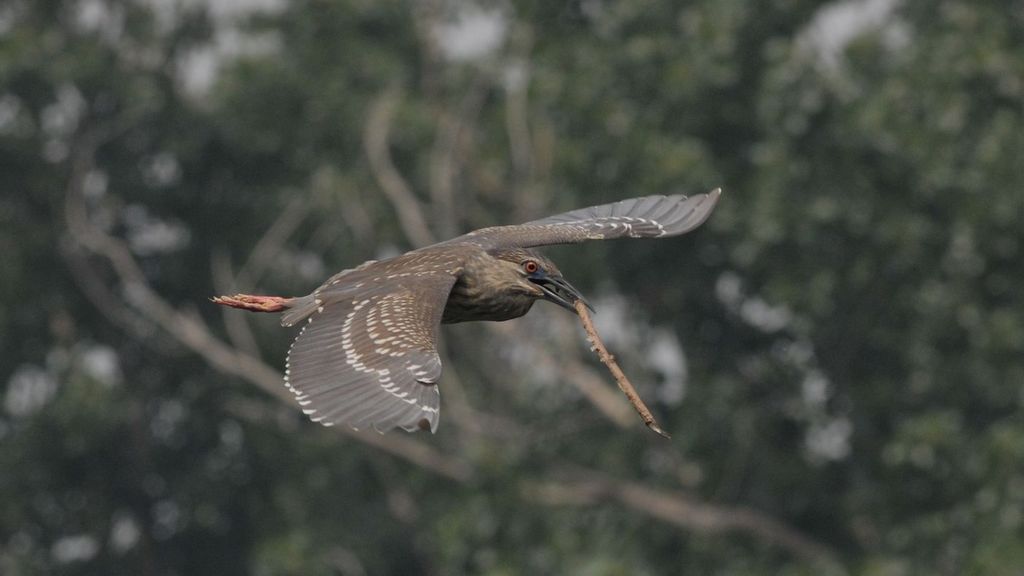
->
[214,190,721,433]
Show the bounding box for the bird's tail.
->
[211,293,318,327]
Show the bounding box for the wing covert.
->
[284,271,457,433]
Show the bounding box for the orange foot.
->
[211,294,291,313]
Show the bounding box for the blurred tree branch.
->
[504,25,546,222]
[62,128,473,483]
[525,471,841,569]
[211,247,261,358]
[234,194,312,288]
[364,84,437,247]
[428,69,491,239]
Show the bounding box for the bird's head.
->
[491,248,593,313]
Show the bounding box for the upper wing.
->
[457,189,721,249]
[284,269,458,433]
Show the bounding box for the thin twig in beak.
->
[573,299,671,439]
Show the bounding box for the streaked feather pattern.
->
[455,189,720,249]
[284,270,456,433]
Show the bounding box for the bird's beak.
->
[532,275,594,314]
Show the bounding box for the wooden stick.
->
[574,300,671,439]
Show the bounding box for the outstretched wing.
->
[458,189,720,249]
[284,270,458,433]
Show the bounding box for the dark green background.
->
[2,0,1022,574]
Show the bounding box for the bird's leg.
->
[211,293,292,313]
[574,299,671,439]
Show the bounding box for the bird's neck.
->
[441,252,535,324]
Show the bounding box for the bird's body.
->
[214,190,721,433]
[279,244,556,326]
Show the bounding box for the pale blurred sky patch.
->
[799,0,909,71]
[81,345,123,388]
[168,0,286,98]
[110,512,142,553]
[434,6,507,62]
[123,204,192,256]
[51,534,100,564]
[5,364,57,417]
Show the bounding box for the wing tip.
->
[702,186,723,214]
[658,187,723,234]
[698,187,723,218]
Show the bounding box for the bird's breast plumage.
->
[442,279,535,323]
[441,250,536,323]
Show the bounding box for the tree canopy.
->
[2,0,1023,574]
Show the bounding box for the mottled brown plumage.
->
[214,190,721,433]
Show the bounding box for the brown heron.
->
[214,190,721,433]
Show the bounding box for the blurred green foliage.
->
[1,0,1023,574]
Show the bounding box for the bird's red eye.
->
[523,260,539,274]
